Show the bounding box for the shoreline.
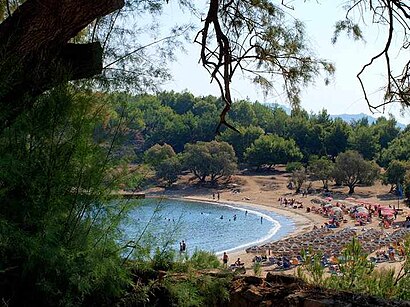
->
[143,172,410,277]
[178,196,316,269]
[146,194,317,265]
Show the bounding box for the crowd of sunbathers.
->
[245,226,410,272]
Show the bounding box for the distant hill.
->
[329,113,406,129]
[264,103,406,129]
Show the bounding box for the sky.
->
[157,1,410,124]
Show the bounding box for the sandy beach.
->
[144,168,410,276]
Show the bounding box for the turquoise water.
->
[124,198,295,255]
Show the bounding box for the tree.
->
[403,170,410,202]
[156,156,182,187]
[196,0,334,132]
[0,0,125,130]
[373,116,400,150]
[379,131,410,167]
[159,91,195,115]
[0,86,132,305]
[217,125,264,162]
[245,134,302,170]
[228,100,257,127]
[335,1,410,111]
[333,150,380,194]
[323,118,350,160]
[382,160,410,193]
[144,143,176,166]
[182,141,237,184]
[290,169,308,194]
[309,156,334,190]
[265,106,289,137]
[0,0,335,135]
[251,102,277,132]
[285,115,324,162]
[348,126,379,160]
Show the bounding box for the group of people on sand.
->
[222,252,244,269]
[278,197,303,209]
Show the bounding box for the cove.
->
[123,198,295,255]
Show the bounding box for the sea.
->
[123,198,295,255]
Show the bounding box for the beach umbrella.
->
[331,207,343,216]
[356,199,371,205]
[356,206,368,213]
[380,208,395,215]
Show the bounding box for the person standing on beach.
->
[217,192,220,201]
[180,240,186,253]
[222,252,229,268]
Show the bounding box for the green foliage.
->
[297,249,326,287]
[333,150,380,194]
[404,171,410,201]
[228,100,257,127]
[373,116,400,150]
[187,250,222,270]
[308,156,334,190]
[323,118,350,159]
[132,248,229,306]
[298,237,410,299]
[348,126,379,160]
[380,131,410,167]
[264,106,289,136]
[382,160,409,191]
[286,114,325,162]
[152,248,176,271]
[165,274,230,307]
[327,237,374,292]
[252,261,262,276]
[144,143,176,166]
[217,125,264,162]
[156,155,182,186]
[245,134,302,169]
[182,141,237,183]
[332,19,363,44]
[286,161,303,173]
[290,169,308,193]
[0,86,133,305]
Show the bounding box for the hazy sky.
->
[158,1,410,124]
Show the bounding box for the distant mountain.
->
[330,113,377,124]
[263,103,406,129]
[330,113,406,129]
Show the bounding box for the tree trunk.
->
[0,0,124,130]
[348,185,355,194]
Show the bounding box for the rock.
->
[303,298,331,307]
[266,273,301,285]
[244,275,264,285]
[242,285,264,302]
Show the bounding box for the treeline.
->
[103,91,410,196]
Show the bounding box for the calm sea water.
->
[123,198,295,255]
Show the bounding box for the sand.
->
[143,168,410,276]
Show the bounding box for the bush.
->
[286,161,303,173]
